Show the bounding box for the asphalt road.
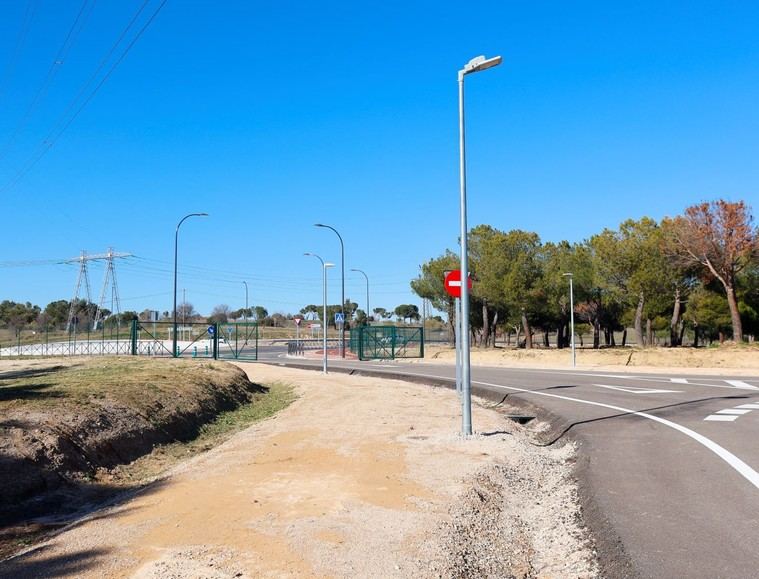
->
[253,346,759,579]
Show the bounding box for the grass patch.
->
[103,381,297,484]
[0,357,249,411]
[196,381,296,441]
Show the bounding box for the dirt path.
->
[2,364,597,578]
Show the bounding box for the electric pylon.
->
[65,249,132,331]
[93,248,125,330]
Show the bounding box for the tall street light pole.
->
[242,281,249,324]
[315,223,345,357]
[563,273,576,367]
[458,54,502,436]
[173,212,208,358]
[350,268,369,325]
[305,253,334,374]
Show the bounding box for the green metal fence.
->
[0,321,257,360]
[0,323,133,357]
[130,320,217,358]
[216,322,258,361]
[349,326,424,361]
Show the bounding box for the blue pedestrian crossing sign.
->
[207,326,215,335]
[335,312,345,324]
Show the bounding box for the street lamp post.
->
[350,268,369,325]
[173,212,208,358]
[315,224,345,357]
[305,253,334,374]
[563,273,576,367]
[242,281,249,324]
[458,54,501,436]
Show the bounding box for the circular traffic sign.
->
[444,269,472,298]
[207,326,215,335]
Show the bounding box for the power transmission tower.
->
[65,249,131,331]
[66,251,92,331]
[93,247,126,330]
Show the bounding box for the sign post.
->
[444,270,473,426]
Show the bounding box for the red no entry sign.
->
[444,270,472,298]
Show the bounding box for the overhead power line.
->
[0,0,95,162]
[44,0,152,151]
[0,0,40,103]
[0,0,168,194]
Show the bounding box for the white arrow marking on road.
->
[725,380,759,390]
[595,384,681,394]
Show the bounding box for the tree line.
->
[0,297,429,338]
[411,199,759,348]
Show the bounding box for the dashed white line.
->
[736,404,759,410]
[595,384,680,394]
[491,369,759,391]
[670,378,689,384]
[716,409,752,415]
[705,415,739,422]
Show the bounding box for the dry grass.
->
[0,357,247,413]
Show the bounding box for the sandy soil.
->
[2,363,597,578]
[414,345,759,375]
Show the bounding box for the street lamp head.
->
[304,252,313,257]
[314,223,325,228]
[325,263,335,268]
[562,272,573,277]
[463,54,502,75]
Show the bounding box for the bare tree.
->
[177,302,197,321]
[208,304,231,324]
[664,200,758,341]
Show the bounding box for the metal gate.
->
[216,322,258,361]
[349,326,424,361]
[130,320,216,358]
[129,321,258,359]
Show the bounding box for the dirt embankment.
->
[418,343,759,373]
[0,358,263,523]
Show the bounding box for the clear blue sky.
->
[1,1,758,317]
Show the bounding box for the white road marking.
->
[391,369,759,492]
[670,378,689,384]
[595,384,681,394]
[705,415,739,422]
[725,380,759,390]
[716,409,752,415]
[736,404,759,410]
[488,369,756,391]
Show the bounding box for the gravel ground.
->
[2,363,598,578]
